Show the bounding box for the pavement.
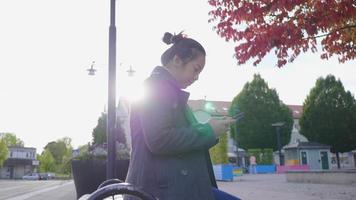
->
[0,180,75,200]
[1,174,356,200]
[218,173,356,200]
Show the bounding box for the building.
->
[0,146,39,179]
[273,105,332,170]
[283,140,331,170]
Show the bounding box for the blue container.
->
[213,164,233,181]
[255,165,276,173]
[233,166,243,177]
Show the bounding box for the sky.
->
[0,0,355,153]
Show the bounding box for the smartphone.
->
[230,107,244,120]
[231,112,244,120]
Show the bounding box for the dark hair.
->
[161,32,206,66]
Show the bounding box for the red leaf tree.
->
[208,0,356,67]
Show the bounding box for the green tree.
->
[45,141,66,165]
[78,144,89,156]
[44,137,73,174]
[92,111,128,148]
[300,75,356,168]
[247,148,274,165]
[38,149,56,172]
[92,112,107,145]
[230,74,293,150]
[209,134,228,164]
[1,133,24,147]
[0,139,9,166]
[59,137,73,174]
[61,153,72,175]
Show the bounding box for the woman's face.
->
[173,54,205,89]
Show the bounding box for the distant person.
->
[125,32,241,200]
[249,155,257,174]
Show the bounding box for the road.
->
[1,174,356,200]
[0,180,75,200]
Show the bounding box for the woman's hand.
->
[208,117,236,138]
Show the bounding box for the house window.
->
[301,151,308,165]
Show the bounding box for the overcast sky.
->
[1,0,355,152]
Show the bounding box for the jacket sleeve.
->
[139,82,217,155]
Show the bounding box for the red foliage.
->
[208,0,356,67]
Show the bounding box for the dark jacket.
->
[125,66,218,200]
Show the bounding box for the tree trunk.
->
[336,152,341,169]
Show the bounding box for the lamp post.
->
[272,122,285,166]
[232,107,243,166]
[107,0,117,179]
[234,126,239,166]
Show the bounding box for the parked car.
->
[22,173,40,180]
[39,172,56,180]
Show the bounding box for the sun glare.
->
[119,77,146,103]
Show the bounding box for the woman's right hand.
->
[208,117,236,138]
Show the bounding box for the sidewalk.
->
[217,173,356,200]
[6,181,74,200]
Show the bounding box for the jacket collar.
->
[150,66,190,103]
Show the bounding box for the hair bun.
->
[162,32,184,45]
[162,32,173,45]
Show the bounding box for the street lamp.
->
[87,61,97,76]
[126,66,136,77]
[272,122,285,166]
[107,0,117,179]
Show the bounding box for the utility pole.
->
[272,122,285,166]
[107,0,117,179]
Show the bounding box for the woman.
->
[126,32,240,200]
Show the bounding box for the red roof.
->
[287,105,303,119]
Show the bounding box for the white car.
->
[22,173,40,180]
